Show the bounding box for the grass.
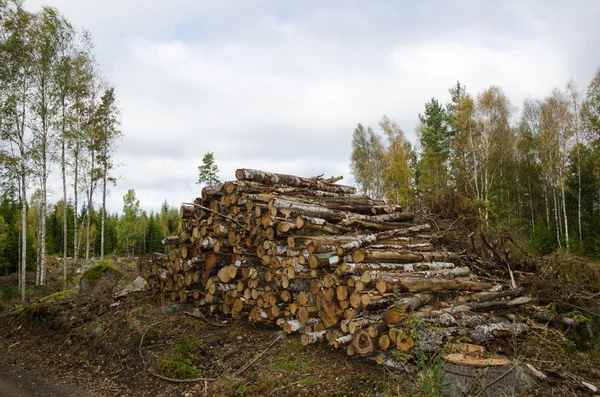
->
[157,333,203,379]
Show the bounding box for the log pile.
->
[143,169,531,369]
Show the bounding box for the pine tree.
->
[197,151,220,187]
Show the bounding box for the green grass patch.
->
[157,334,203,380]
[39,289,76,303]
[270,354,315,372]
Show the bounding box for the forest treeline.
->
[0,0,129,301]
[351,70,600,259]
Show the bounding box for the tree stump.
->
[442,353,532,397]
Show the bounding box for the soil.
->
[0,255,599,396]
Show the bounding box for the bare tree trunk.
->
[73,141,79,263]
[18,81,28,303]
[560,168,569,251]
[62,98,68,283]
[577,143,582,241]
[86,151,95,261]
[20,165,27,303]
[553,187,561,249]
[40,141,47,285]
[101,136,107,260]
[36,209,41,286]
[544,181,550,230]
[528,177,535,231]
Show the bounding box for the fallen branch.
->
[184,311,227,327]
[233,333,282,377]
[183,202,247,230]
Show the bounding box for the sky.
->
[26,0,600,214]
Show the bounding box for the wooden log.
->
[366,242,433,252]
[460,286,526,303]
[367,266,471,280]
[162,235,181,246]
[235,169,357,194]
[320,204,402,215]
[295,216,345,234]
[340,212,415,225]
[352,329,376,356]
[300,330,327,345]
[375,223,432,239]
[352,250,460,264]
[383,293,435,324]
[338,262,456,275]
[180,203,196,219]
[534,311,580,327]
[327,333,352,349]
[376,278,492,294]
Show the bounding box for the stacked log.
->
[143,169,530,369]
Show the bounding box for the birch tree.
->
[0,2,35,301]
[566,80,584,241]
[95,87,120,260]
[350,123,384,198]
[379,115,413,205]
[539,90,573,250]
[53,14,75,282]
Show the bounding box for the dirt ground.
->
[0,256,599,396]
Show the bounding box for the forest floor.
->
[0,255,599,397]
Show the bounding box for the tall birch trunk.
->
[86,150,95,261]
[577,143,582,241]
[18,78,28,303]
[100,134,107,260]
[528,177,535,231]
[40,127,47,285]
[20,170,27,303]
[560,173,569,251]
[61,98,68,282]
[553,188,561,249]
[543,181,550,230]
[73,141,79,262]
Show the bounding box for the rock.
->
[79,260,123,293]
[114,276,148,298]
[161,303,184,316]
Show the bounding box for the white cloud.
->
[24,0,600,214]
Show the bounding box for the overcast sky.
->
[26,0,600,214]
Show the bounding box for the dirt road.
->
[0,357,96,397]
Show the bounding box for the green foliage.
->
[1,283,19,301]
[417,98,451,192]
[158,334,203,379]
[350,123,385,198]
[197,151,221,187]
[335,376,384,397]
[38,289,76,303]
[270,354,315,372]
[529,216,556,255]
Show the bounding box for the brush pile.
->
[143,169,531,368]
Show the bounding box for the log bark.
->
[300,330,327,345]
[338,262,456,275]
[236,169,357,194]
[376,278,492,294]
[352,249,460,264]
